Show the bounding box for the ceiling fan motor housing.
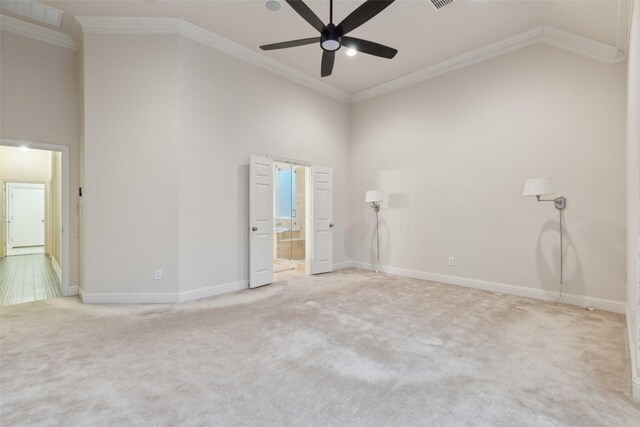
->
[321,23,341,51]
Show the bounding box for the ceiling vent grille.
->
[0,0,63,27]
[429,0,455,11]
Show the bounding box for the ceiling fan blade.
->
[260,37,320,51]
[321,50,335,77]
[341,36,397,59]
[285,0,326,33]
[336,0,395,36]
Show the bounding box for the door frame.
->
[267,154,314,275]
[268,155,313,275]
[1,138,71,297]
[5,182,46,256]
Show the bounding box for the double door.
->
[249,156,334,288]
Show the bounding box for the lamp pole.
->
[536,195,567,284]
[374,202,380,272]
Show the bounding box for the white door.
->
[7,183,45,255]
[312,166,333,274]
[249,155,274,288]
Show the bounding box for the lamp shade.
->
[523,178,554,196]
[365,190,383,203]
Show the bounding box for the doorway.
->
[249,155,334,289]
[273,161,309,274]
[0,142,69,304]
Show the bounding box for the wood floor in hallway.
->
[0,254,60,306]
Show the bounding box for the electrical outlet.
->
[154,269,162,280]
[448,257,454,267]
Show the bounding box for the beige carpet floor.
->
[1,268,639,426]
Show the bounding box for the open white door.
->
[249,155,274,288]
[311,166,333,274]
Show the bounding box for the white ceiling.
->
[4,1,627,95]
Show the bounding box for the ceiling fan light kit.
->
[260,0,398,77]
[265,0,282,12]
[321,24,341,52]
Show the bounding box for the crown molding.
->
[351,27,543,103]
[75,16,351,103]
[351,25,626,103]
[540,26,626,65]
[616,0,634,53]
[6,14,626,105]
[0,13,76,50]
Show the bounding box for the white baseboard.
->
[349,261,626,314]
[333,261,353,271]
[178,280,248,303]
[633,376,640,400]
[7,246,45,256]
[80,291,178,304]
[626,304,640,400]
[78,259,354,304]
[50,255,62,283]
[80,280,249,304]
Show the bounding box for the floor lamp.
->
[365,190,383,272]
[523,178,567,284]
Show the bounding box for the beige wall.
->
[349,43,626,302]
[0,30,79,288]
[177,36,349,292]
[80,32,349,296]
[627,0,640,388]
[2,22,630,315]
[0,146,52,257]
[82,34,181,295]
[0,146,51,181]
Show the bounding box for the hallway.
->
[0,254,60,305]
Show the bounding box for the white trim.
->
[352,27,542,103]
[178,280,248,303]
[616,0,634,53]
[74,16,351,104]
[80,290,177,304]
[80,280,249,304]
[51,255,61,283]
[1,138,74,297]
[333,261,353,271]
[1,13,628,103]
[626,304,640,399]
[73,18,627,105]
[6,246,45,255]
[352,25,627,103]
[540,27,626,64]
[349,261,626,314]
[0,14,76,50]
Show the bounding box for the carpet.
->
[1,268,639,426]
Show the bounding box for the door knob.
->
[251,226,258,231]
[329,223,334,228]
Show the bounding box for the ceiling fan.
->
[260,0,398,77]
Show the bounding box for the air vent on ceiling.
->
[0,0,63,28]
[429,0,455,11]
